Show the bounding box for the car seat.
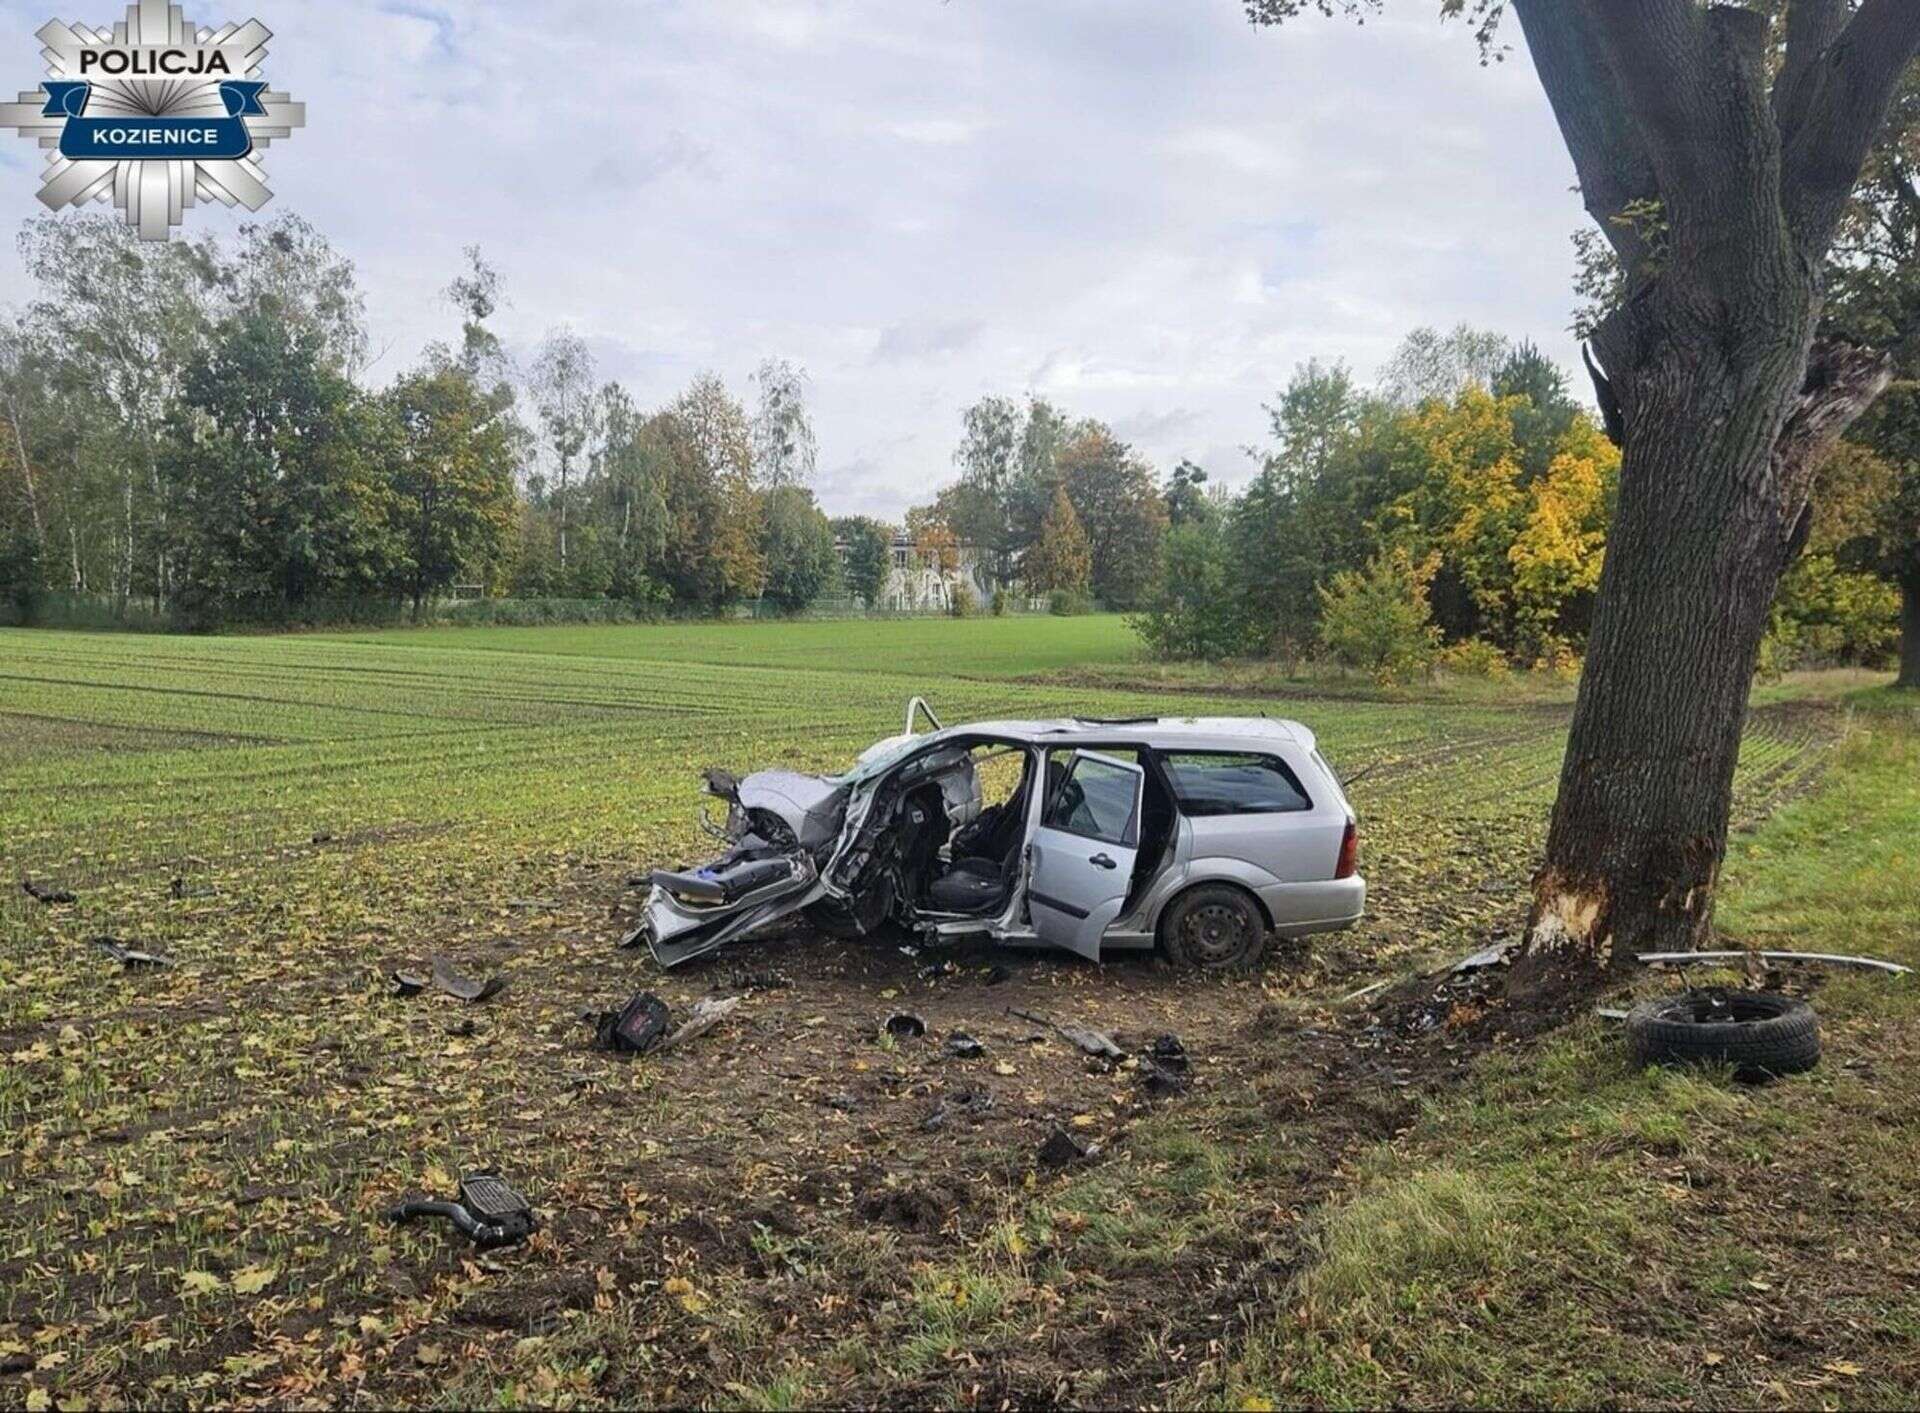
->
[926,855,1006,912]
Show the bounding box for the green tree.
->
[1317,547,1442,685]
[1164,458,1216,529]
[1056,424,1167,609]
[832,515,894,606]
[160,312,393,623]
[387,364,518,618]
[1132,518,1239,659]
[759,484,836,611]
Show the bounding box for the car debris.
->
[390,969,428,996]
[20,877,75,905]
[587,991,671,1054]
[1008,1006,1125,1060]
[1037,1127,1097,1168]
[430,955,507,1003]
[883,1011,928,1039]
[388,1172,538,1251]
[1145,1033,1189,1071]
[1637,949,1911,977]
[627,699,1365,972]
[923,1083,995,1131]
[944,1031,985,1059]
[658,995,741,1051]
[92,937,172,969]
[168,876,213,900]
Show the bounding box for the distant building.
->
[834,532,994,611]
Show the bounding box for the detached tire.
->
[1627,989,1820,1081]
[1159,884,1268,972]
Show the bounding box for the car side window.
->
[1159,751,1312,815]
[1043,753,1139,845]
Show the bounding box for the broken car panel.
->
[632,702,1365,970]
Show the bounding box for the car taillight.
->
[1335,820,1358,879]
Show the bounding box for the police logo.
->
[1,0,304,240]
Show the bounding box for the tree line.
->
[0,213,852,628]
[0,209,1911,679]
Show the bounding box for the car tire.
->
[1159,884,1268,971]
[1626,988,1820,1081]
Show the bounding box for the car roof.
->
[937,716,1315,752]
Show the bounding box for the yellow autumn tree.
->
[1391,387,1527,637]
[1508,413,1620,653]
[1025,485,1092,593]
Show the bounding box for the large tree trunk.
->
[1900,574,1920,691]
[1522,319,1890,978]
[1505,0,1915,985]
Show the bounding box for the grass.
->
[0,614,1908,1407]
[1196,692,1920,1410]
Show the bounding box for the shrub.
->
[948,583,977,618]
[1048,587,1093,617]
[1316,548,1441,684]
[1436,637,1511,678]
[991,587,1011,617]
[1129,520,1240,658]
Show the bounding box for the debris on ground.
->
[506,898,559,911]
[388,1172,538,1251]
[919,959,958,981]
[883,1011,928,1039]
[390,969,427,997]
[923,1083,996,1131]
[824,1091,860,1112]
[91,937,172,969]
[1637,948,1912,977]
[984,965,1012,985]
[168,877,213,900]
[310,830,334,844]
[944,1031,985,1059]
[1037,1126,1097,1169]
[1437,941,1513,975]
[430,954,508,1003]
[720,967,791,992]
[1145,1033,1189,1072]
[1008,1006,1124,1060]
[657,995,742,1053]
[587,990,671,1054]
[20,877,75,905]
[1139,1063,1189,1097]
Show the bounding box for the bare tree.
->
[528,328,600,574]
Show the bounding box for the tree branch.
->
[1773,0,1850,131]
[1510,0,1659,262]
[1771,338,1895,551]
[1783,0,1920,257]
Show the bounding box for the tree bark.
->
[1900,574,1920,691]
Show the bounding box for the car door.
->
[1026,749,1144,961]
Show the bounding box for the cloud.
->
[873,318,984,362]
[0,0,1591,523]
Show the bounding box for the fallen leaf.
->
[1824,1361,1863,1378]
[231,1265,276,1295]
[180,1270,224,1296]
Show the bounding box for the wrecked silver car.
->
[628,698,1364,971]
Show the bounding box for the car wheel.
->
[1159,884,1267,971]
[1626,988,1820,1081]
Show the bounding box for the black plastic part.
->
[388,1172,537,1250]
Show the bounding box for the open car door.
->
[1026,750,1144,961]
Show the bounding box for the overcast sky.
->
[0,0,1586,521]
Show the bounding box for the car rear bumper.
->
[1259,875,1365,935]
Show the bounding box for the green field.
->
[0,616,1903,1408]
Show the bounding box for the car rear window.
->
[1159,751,1311,815]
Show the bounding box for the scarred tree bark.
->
[1506,0,1917,976]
